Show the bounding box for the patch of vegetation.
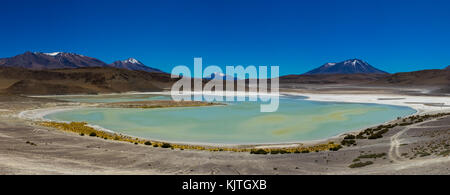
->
[247,142,342,155]
[358,153,386,159]
[39,121,253,152]
[349,161,373,168]
[368,129,389,139]
[270,150,280,155]
[89,132,97,137]
[25,141,37,146]
[329,145,342,151]
[250,149,268,155]
[144,141,152,146]
[341,139,356,146]
[344,134,356,139]
[161,143,172,148]
[416,151,431,157]
[439,150,450,157]
[354,113,450,141]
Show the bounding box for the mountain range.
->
[0,52,162,73]
[110,58,162,73]
[304,59,387,75]
[204,72,236,80]
[0,52,448,95]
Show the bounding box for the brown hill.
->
[0,67,175,95]
[279,73,387,84]
[367,69,450,93]
[368,69,449,86]
[279,69,450,94]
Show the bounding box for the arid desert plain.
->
[1,84,449,175]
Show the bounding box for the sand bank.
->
[284,92,450,114]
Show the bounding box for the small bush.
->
[349,161,373,168]
[329,145,342,151]
[144,141,152,146]
[416,152,431,157]
[358,153,386,159]
[439,150,450,157]
[80,133,84,136]
[341,139,356,146]
[344,134,356,139]
[89,132,97,137]
[270,150,280,155]
[161,143,171,148]
[250,149,268,155]
[280,150,289,154]
[356,134,366,139]
[368,129,389,139]
[368,134,383,139]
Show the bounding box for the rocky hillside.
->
[0,67,175,95]
[0,52,163,73]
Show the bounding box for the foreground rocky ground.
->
[0,94,448,175]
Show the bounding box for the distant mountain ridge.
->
[204,72,236,80]
[0,52,162,73]
[0,52,109,69]
[305,59,387,75]
[445,65,450,70]
[109,58,162,73]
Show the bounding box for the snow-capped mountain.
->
[0,51,109,69]
[204,72,236,80]
[304,59,387,74]
[0,52,163,73]
[109,58,162,73]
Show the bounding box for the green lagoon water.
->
[45,95,416,144]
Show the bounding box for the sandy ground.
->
[0,89,449,175]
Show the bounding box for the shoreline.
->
[17,91,450,148]
[3,90,449,175]
[294,92,450,115]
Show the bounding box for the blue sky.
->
[1,0,449,76]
